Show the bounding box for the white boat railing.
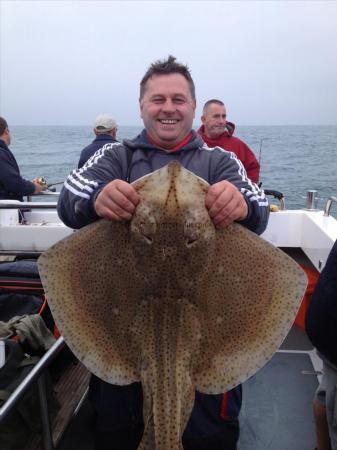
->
[1,191,337,268]
[0,202,58,209]
[26,190,60,202]
[0,194,73,256]
[0,189,60,209]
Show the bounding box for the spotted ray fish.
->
[38,162,307,450]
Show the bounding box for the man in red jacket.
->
[197,99,260,183]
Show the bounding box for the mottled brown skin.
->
[38,162,307,449]
[128,164,215,449]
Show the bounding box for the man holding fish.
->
[58,56,269,450]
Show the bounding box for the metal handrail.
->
[324,196,337,217]
[279,197,285,211]
[0,337,65,449]
[264,189,286,210]
[0,337,65,421]
[0,202,58,209]
[26,190,60,202]
[35,191,60,197]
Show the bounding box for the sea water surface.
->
[10,125,337,216]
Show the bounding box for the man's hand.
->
[32,177,48,194]
[205,180,248,228]
[32,180,44,194]
[95,179,139,221]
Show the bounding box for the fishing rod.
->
[256,138,285,209]
[34,178,65,193]
[258,137,266,166]
[45,182,65,193]
[46,181,65,190]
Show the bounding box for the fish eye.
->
[142,234,153,244]
[184,220,200,247]
[131,212,157,245]
[186,237,198,247]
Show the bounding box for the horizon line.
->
[10,123,337,127]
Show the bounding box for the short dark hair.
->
[203,99,224,114]
[0,117,8,136]
[140,55,195,100]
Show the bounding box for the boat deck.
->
[22,361,90,450]
[54,325,318,450]
[239,325,318,450]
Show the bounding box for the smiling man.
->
[198,100,260,183]
[139,70,196,150]
[58,56,269,450]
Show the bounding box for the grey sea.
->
[10,125,337,216]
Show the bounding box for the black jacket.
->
[0,139,35,201]
[306,240,337,365]
[78,134,118,168]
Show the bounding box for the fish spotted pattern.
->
[38,161,307,449]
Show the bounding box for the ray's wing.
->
[193,223,308,394]
[37,163,185,387]
[38,219,141,384]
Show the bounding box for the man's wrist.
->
[237,197,251,222]
[91,185,105,218]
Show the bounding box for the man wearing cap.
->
[0,116,44,201]
[78,114,118,168]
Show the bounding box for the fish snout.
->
[161,245,177,260]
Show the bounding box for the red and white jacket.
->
[197,122,260,183]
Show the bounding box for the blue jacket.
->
[306,240,337,366]
[0,139,35,201]
[58,130,269,437]
[78,134,118,168]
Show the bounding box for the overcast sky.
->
[1,0,337,126]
